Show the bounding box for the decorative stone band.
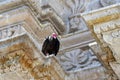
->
[111,29,120,38]
[0,23,26,41]
[94,19,120,34]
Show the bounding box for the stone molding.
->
[0,0,117,79]
[81,3,120,55]
[82,3,120,79]
[0,6,66,79]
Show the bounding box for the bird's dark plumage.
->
[42,36,60,56]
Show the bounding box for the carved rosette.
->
[58,49,101,73]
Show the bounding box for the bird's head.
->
[48,33,57,40]
[51,33,57,39]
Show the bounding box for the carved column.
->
[82,3,120,79]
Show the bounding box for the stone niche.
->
[82,3,120,79]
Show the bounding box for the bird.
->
[42,33,60,66]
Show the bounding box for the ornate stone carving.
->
[58,49,101,73]
[68,15,87,32]
[0,23,25,40]
[0,0,116,79]
[111,30,120,38]
[0,55,20,74]
[86,0,120,11]
[65,0,87,32]
[100,0,120,7]
[0,49,33,79]
[65,0,85,13]
[82,4,120,79]
[23,0,67,34]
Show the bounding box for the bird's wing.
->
[42,37,49,54]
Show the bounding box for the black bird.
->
[42,33,60,66]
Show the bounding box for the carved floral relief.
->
[64,0,88,33]
[57,49,101,73]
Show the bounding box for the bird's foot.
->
[49,54,54,57]
[45,53,50,58]
[42,62,51,68]
[45,55,49,58]
[42,59,51,67]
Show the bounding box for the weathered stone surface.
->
[0,0,119,80]
[82,3,120,80]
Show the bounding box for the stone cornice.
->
[22,0,67,34]
[60,31,94,52]
[0,4,94,55]
[0,0,67,34]
[0,0,95,52]
[81,3,120,47]
[81,3,120,27]
[0,0,23,13]
[81,3,120,79]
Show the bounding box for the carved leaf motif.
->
[65,0,87,33]
[65,0,85,14]
[59,49,101,72]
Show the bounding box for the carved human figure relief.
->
[58,49,101,73]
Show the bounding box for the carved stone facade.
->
[82,3,120,80]
[0,0,120,80]
[58,48,101,73]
